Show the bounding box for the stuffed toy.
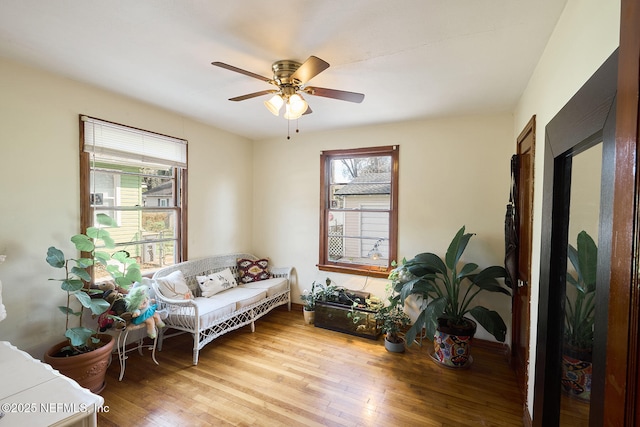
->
[125,285,165,338]
[97,287,131,332]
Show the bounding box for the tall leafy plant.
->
[564,230,597,350]
[46,213,141,353]
[396,226,510,345]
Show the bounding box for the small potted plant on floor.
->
[375,298,410,352]
[396,226,510,367]
[44,213,141,393]
[562,230,597,401]
[300,277,336,324]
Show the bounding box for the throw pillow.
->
[237,258,271,283]
[155,270,193,300]
[197,268,238,297]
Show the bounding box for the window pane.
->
[91,164,175,209]
[330,157,391,210]
[93,208,178,278]
[327,210,389,267]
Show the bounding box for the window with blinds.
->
[80,115,187,281]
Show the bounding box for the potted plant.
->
[396,226,510,367]
[300,277,336,324]
[562,230,597,401]
[43,213,141,393]
[374,294,410,352]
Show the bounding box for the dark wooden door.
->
[512,116,535,397]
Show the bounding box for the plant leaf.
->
[445,226,472,271]
[96,213,118,227]
[65,327,94,347]
[61,279,84,292]
[70,266,91,282]
[71,234,94,252]
[469,306,507,342]
[74,290,110,315]
[46,247,66,268]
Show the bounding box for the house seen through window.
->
[319,146,398,277]
[80,116,187,281]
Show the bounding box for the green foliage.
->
[300,277,337,311]
[395,226,510,345]
[565,230,597,350]
[46,214,141,352]
[374,292,410,343]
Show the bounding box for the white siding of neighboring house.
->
[342,195,389,259]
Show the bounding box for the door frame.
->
[603,0,640,424]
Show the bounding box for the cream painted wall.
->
[513,0,620,417]
[252,114,515,343]
[0,57,254,358]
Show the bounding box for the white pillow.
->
[155,270,193,300]
[197,268,238,297]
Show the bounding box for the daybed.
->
[151,253,292,365]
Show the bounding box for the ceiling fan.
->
[211,56,365,121]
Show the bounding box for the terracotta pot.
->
[44,334,114,394]
[303,308,315,324]
[432,318,476,368]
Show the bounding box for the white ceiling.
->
[0,1,567,140]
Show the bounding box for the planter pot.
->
[44,334,114,394]
[432,318,476,368]
[384,335,405,353]
[303,308,315,324]
[561,346,592,402]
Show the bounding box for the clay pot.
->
[44,334,114,394]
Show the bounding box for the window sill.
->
[317,263,391,279]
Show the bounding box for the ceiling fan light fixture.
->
[284,94,308,120]
[284,103,303,120]
[264,94,284,116]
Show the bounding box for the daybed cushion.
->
[208,287,267,311]
[237,258,271,283]
[197,268,238,297]
[238,277,288,298]
[189,298,236,326]
[155,270,193,300]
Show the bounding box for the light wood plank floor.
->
[98,306,524,426]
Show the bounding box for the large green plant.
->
[396,226,510,345]
[564,230,597,350]
[46,213,141,353]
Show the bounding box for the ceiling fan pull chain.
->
[287,119,291,140]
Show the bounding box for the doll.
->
[125,284,165,338]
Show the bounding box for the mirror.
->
[560,142,602,425]
[533,48,617,427]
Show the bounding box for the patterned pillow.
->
[197,268,238,297]
[155,270,193,300]
[237,258,271,283]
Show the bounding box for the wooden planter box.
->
[314,300,381,340]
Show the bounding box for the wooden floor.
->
[97,306,524,427]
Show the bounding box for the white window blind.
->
[81,116,187,168]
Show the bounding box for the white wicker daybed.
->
[151,253,292,365]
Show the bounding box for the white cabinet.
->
[0,341,104,426]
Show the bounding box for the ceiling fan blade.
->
[229,90,277,102]
[290,56,330,84]
[304,86,365,103]
[303,105,313,115]
[212,62,272,83]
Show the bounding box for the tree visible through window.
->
[319,146,398,277]
[80,116,188,281]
